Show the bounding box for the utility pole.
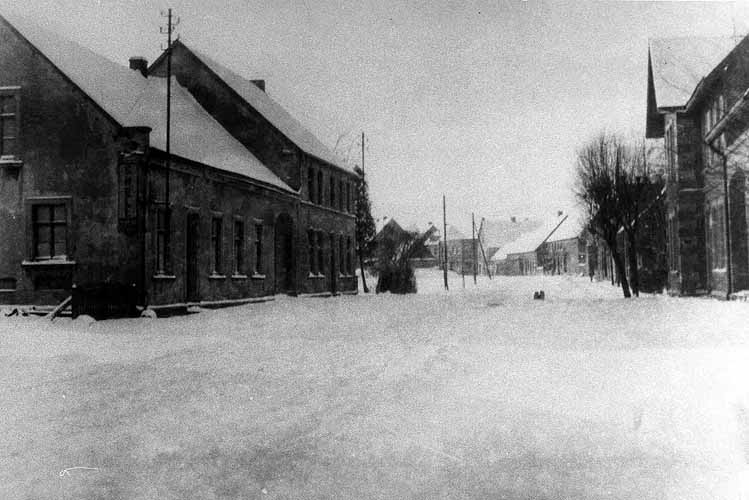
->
[478,217,492,279]
[472,212,477,285]
[160,8,179,272]
[443,194,448,291]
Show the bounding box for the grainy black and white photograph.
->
[2,0,749,498]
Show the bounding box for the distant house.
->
[492,213,587,276]
[372,219,438,268]
[477,216,542,275]
[538,216,587,276]
[0,12,357,307]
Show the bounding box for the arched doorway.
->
[274,213,295,294]
[731,170,748,290]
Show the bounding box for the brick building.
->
[0,13,357,308]
[646,35,749,296]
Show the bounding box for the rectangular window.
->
[316,230,325,276]
[308,167,315,203]
[346,237,353,274]
[0,88,19,159]
[211,216,222,274]
[330,176,336,208]
[308,230,316,274]
[317,171,323,205]
[118,162,137,222]
[33,204,67,260]
[155,207,170,274]
[254,224,263,275]
[339,235,345,275]
[338,180,344,211]
[234,219,244,275]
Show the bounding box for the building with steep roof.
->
[646,34,749,296]
[0,12,357,309]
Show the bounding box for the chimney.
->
[129,56,148,77]
[510,216,517,223]
[251,79,266,92]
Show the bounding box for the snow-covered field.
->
[2,269,749,499]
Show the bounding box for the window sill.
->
[308,273,326,279]
[251,273,266,280]
[22,259,76,267]
[231,274,248,280]
[153,274,176,280]
[209,274,227,280]
[0,156,23,168]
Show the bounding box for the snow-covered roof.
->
[180,42,352,173]
[479,217,542,249]
[649,36,735,110]
[126,78,293,192]
[545,214,584,243]
[2,12,149,125]
[2,12,292,193]
[492,214,567,261]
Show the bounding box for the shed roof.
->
[177,41,352,173]
[1,12,292,192]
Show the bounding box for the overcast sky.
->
[1,0,746,232]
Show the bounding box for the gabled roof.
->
[545,214,583,243]
[0,12,292,193]
[649,37,735,109]
[171,40,352,173]
[646,36,736,137]
[492,214,567,261]
[125,78,293,192]
[479,217,542,249]
[1,12,148,125]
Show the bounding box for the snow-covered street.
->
[2,269,749,499]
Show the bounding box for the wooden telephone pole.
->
[443,194,448,291]
[160,8,179,272]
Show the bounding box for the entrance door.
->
[329,233,337,295]
[274,213,295,294]
[186,212,200,302]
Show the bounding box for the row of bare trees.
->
[574,132,661,298]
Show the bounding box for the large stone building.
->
[0,13,358,309]
[647,35,749,297]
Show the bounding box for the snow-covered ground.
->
[2,269,749,499]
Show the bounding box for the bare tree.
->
[574,133,632,298]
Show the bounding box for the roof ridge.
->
[177,40,352,173]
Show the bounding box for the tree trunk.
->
[626,230,639,297]
[358,249,369,293]
[610,245,631,298]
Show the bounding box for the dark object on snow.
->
[72,282,139,320]
[373,221,433,294]
[376,266,417,294]
[533,290,545,300]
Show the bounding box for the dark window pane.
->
[36,242,51,259]
[53,225,67,256]
[2,118,16,137]
[35,206,50,224]
[52,205,66,223]
[2,137,15,156]
[0,96,15,114]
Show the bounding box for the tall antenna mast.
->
[160,8,179,270]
